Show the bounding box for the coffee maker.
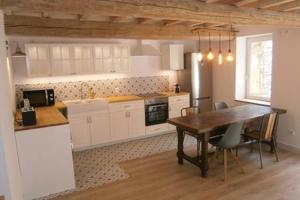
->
[21,99,36,126]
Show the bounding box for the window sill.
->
[235,98,271,106]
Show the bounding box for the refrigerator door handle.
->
[195,96,211,100]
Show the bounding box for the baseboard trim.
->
[278,142,300,154]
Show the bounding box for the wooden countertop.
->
[104,95,144,103]
[159,91,190,97]
[15,103,69,132]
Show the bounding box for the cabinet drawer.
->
[109,100,144,112]
[146,123,169,135]
[169,95,190,104]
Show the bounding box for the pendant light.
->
[218,33,222,65]
[227,27,234,62]
[197,31,203,62]
[207,32,214,60]
[12,43,26,58]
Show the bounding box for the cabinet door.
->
[73,46,94,74]
[170,44,184,70]
[128,108,145,138]
[169,95,190,131]
[26,44,51,77]
[69,114,91,149]
[102,46,114,73]
[90,111,111,145]
[113,46,130,73]
[110,110,129,140]
[50,45,72,75]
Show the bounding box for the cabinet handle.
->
[154,128,161,131]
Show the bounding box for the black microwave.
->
[23,89,55,107]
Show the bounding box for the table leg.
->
[176,127,184,165]
[201,132,210,177]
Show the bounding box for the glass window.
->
[246,35,272,101]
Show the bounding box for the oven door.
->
[145,103,169,126]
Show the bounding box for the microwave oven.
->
[23,89,55,107]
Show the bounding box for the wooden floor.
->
[54,147,300,200]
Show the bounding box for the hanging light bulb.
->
[227,27,234,62]
[218,33,222,65]
[207,32,214,60]
[197,31,203,62]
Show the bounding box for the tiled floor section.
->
[38,132,195,199]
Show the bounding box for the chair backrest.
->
[181,107,200,117]
[260,113,278,140]
[218,121,244,148]
[214,101,229,111]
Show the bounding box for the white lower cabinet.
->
[146,123,169,135]
[16,125,75,200]
[69,114,91,148]
[90,111,111,145]
[69,111,110,149]
[168,94,190,131]
[109,100,145,141]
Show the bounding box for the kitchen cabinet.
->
[25,43,131,77]
[94,45,130,73]
[73,45,94,74]
[25,44,51,77]
[161,44,184,70]
[90,111,111,145]
[50,45,72,75]
[15,125,75,200]
[69,114,91,149]
[168,94,190,131]
[109,100,145,141]
[69,111,110,149]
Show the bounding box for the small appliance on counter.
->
[174,84,180,93]
[21,99,36,126]
[23,89,55,107]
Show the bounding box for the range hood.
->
[131,40,161,56]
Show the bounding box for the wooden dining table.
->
[167,104,287,177]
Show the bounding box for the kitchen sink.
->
[63,98,109,115]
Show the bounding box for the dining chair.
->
[181,106,201,157]
[214,101,229,111]
[209,121,245,182]
[243,113,279,169]
[211,101,229,139]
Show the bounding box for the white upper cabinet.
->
[161,44,184,70]
[25,44,51,77]
[73,45,94,74]
[50,45,72,75]
[93,45,130,73]
[25,43,131,77]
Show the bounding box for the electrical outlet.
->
[288,129,296,136]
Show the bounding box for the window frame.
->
[245,34,273,102]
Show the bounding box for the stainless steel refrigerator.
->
[177,53,212,112]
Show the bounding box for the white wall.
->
[0,11,24,200]
[212,26,300,150]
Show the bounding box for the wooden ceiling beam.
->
[2,0,300,27]
[235,0,259,7]
[256,0,296,9]
[279,1,300,12]
[163,20,184,26]
[205,0,223,3]
[4,15,233,40]
[135,17,151,24]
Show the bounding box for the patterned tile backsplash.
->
[15,75,169,103]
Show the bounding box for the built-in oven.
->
[23,89,55,107]
[145,97,169,126]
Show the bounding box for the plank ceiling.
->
[1,0,300,40]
